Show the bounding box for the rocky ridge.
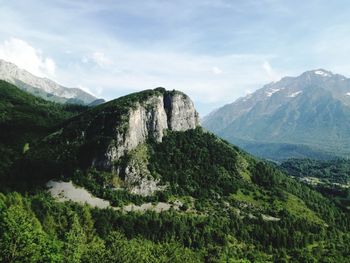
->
[94,88,200,171]
[202,69,350,160]
[0,59,100,104]
[36,88,199,195]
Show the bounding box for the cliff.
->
[33,88,199,191]
[91,88,199,170]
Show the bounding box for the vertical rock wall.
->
[96,91,199,171]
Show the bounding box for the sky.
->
[1,0,350,115]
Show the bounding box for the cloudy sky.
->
[1,0,350,115]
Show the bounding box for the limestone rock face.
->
[124,159,166,196]
[165,93,200,131]
[42,88,199,195]
[94,90,199,171]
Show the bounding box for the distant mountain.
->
[203,69,350,160]
[88,98,106,107]
[0,59,104,105]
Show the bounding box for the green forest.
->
[1,81,350,262]
[281,159,350,211]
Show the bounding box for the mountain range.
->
[203,69,350,161]
[1,80,349,261]
[0,59,104,105]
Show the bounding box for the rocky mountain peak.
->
[43,88,199,172]
[98,89,200,170]
[0,59,101,105]
[309,69,333,77]
[202,69,350,160]
[32,87,199,195]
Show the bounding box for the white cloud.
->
[212,66,223,74]
[81,57,89,63]
[44,57,56,76]
[91,51,112,67]
[262,61,280,82]
[0,37,276,115]
[58,47,273,110]
[0,37,56,78]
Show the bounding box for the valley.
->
[2,2,350,262]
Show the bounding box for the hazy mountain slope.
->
[227,137,337,161]
[0,59,103,105]
[203,69,350,160]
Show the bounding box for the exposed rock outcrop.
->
[94,89,199,171]
[121,144,166,196]
[41,88,199,196]
[124,160,166,196]
[164,92,200,131]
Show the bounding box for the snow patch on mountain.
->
[242,93,253,102]
[314,70,331,77]
[288,91,303,98]
[347,92,350,96]
[266,88,282,97]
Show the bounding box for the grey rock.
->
[203,69,350,160]
[43,88,199,196]
[124,159,166,196]
[165,93,200,130]
[0,59,99,104]
[98,92,199,170]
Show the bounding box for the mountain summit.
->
[28,87,200,195]
[203,69,350,160]
[0,59,102,105]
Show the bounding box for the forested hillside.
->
[281,159,350,211]
[0,80,87,184]
[0,82,349,262]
